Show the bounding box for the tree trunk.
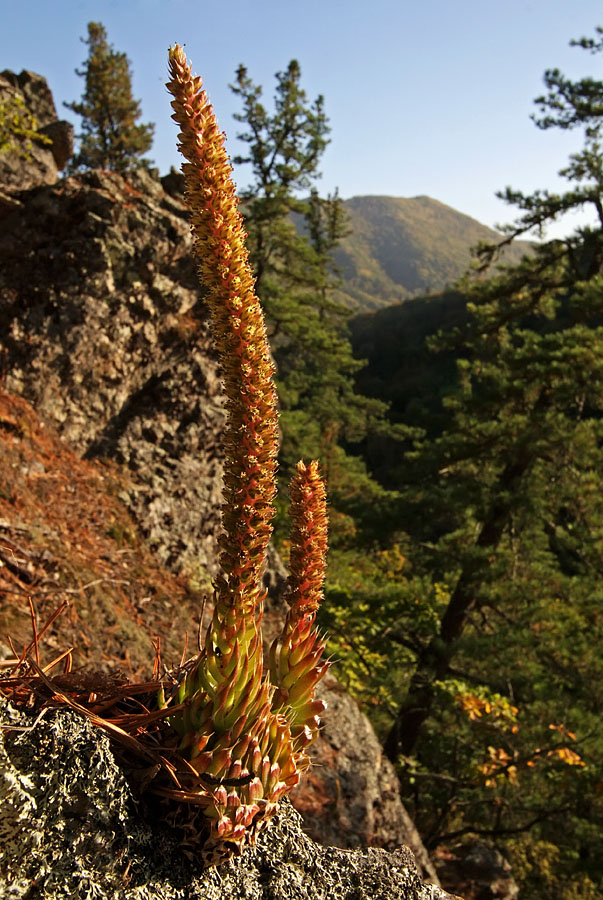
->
[384,455,531,763]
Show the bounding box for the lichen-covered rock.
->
[0,70,73,191]
[0,698,459,900]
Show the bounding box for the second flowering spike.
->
[271,460,330,744]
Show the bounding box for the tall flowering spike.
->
[167,45,278,618]
[163,48,329,864]
[271,460,329,739]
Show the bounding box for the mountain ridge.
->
[332,194,531,309]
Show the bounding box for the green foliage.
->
[507,838,600,900]
[230,60,390,510]
[65,22,154,172]
[0,93,51,158]
[330,26,603,896]
[319,544,448,736]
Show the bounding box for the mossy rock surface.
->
[0,698,458,900]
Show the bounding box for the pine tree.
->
[65,22,154,172]
[385,24,603,766]
[230,61,388,522]
[370,29,603,891]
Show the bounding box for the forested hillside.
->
[227,29,603,898]
[332,195,531,309]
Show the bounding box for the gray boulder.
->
[0,698,460,900]
[0,166,224,577]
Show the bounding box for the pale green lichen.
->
[0,697,441,900]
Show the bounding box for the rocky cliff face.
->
[1,163,225,578]
[300,675,439,882]
[0,70,446,895]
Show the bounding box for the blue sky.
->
[2,0,602,237]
